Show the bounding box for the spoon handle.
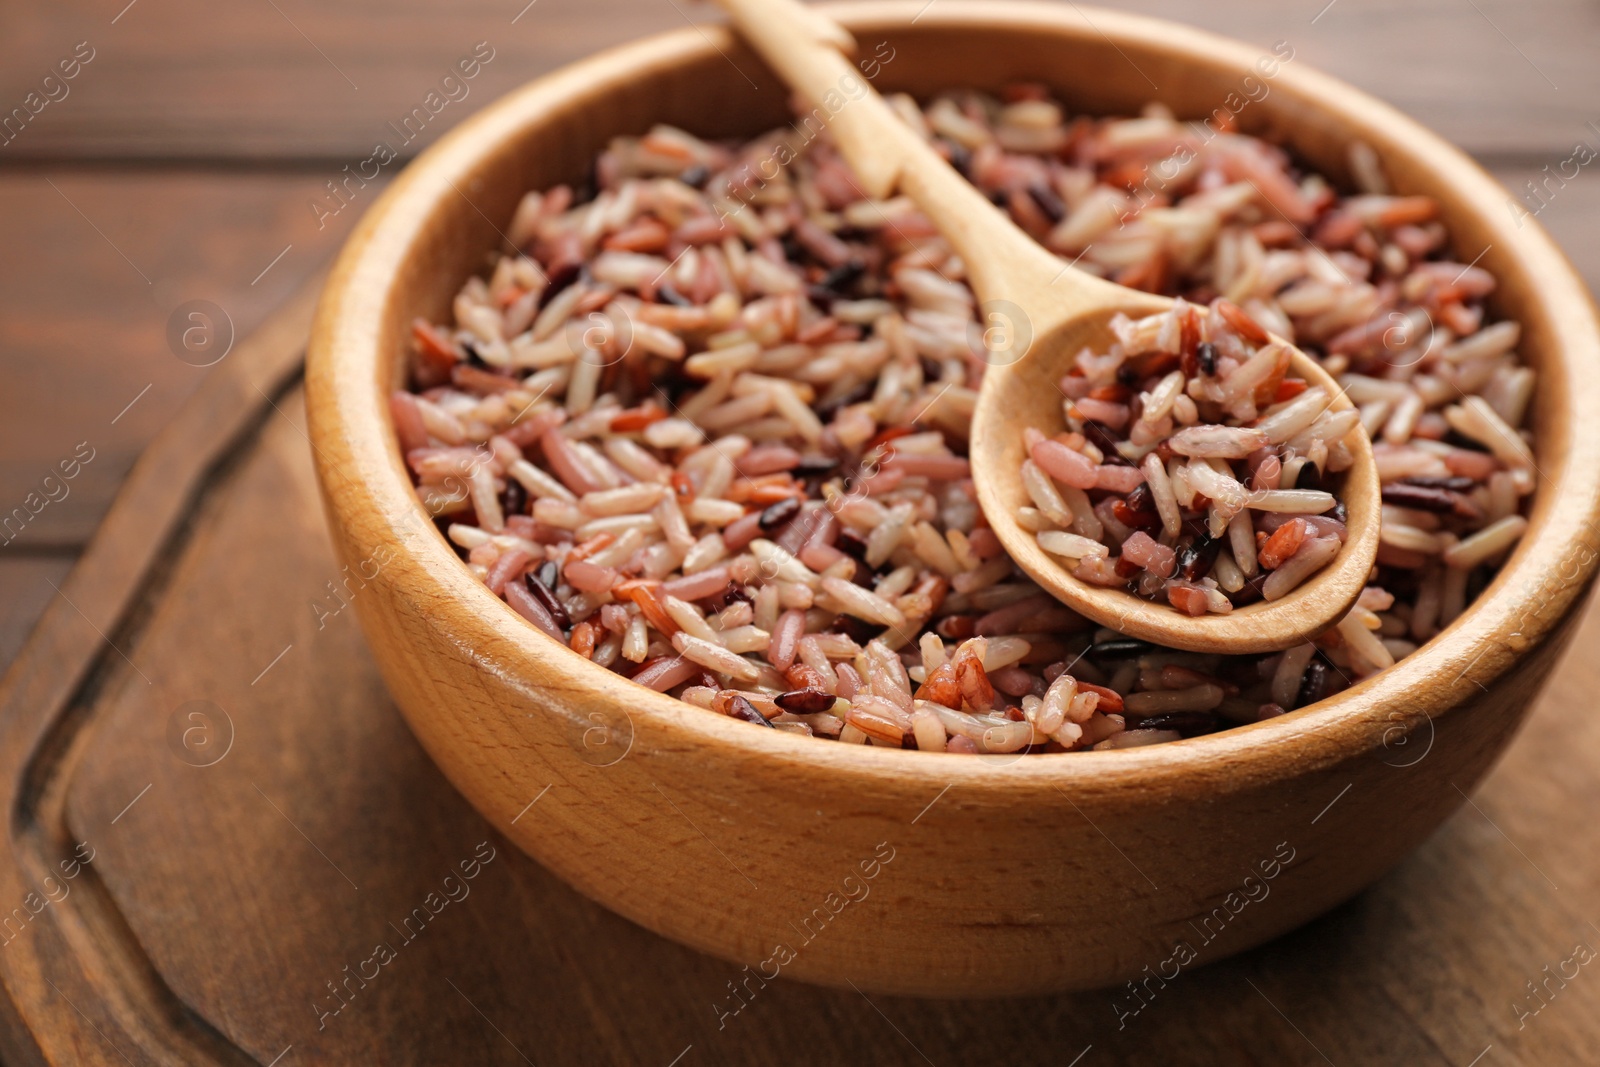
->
[711,0,1109,332]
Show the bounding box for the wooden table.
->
[3,1,1600,1063]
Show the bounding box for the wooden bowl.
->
[306,1,1600,995]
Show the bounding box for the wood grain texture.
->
[0,172,367,547]
[0,269,319,1067]
[303,1,1600,996]
[0,558,72,668]
[0,0,1590,160]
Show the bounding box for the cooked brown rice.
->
[1024,299,1360,614]
[394,86,1534,752]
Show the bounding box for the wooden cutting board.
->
[3,273,1599,1066]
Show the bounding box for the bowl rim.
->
[307,0,1600,798]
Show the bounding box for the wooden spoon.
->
[712,0,1380,654]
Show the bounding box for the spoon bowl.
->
[714,0,1381,653]
[972,314,1383,653]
